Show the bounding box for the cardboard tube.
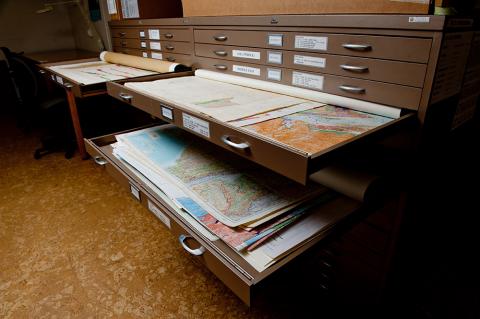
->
[309,165,384,202]
[100,51,190,73]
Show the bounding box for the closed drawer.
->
[195,57,422,110]
[194,29,432,63]
[111,27,142,39]
[113,38,144,49]
[160,41,193,54]
[195,44,427,87]
[107,72,414,184]
[113,47,148,57]
[84,133,252,304]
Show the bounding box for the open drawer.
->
[107,72,416,184]
[85,125,360,305]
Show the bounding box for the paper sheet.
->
[195,70,401,119]
[47,60,156,85]
[124,76,313,122]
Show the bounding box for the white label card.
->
[292,71,324,90]
[295,35,328,51]
[294,55,326,68]
[161,106,173,120]
[130,184,140,201]
[148,200,171,229]
[139,31,145,38]
[140,41,146,48]
[55,75,63,84]
[268,34,283,47]
[151,52,163,60]
[183,113,210,138]
[142,52,148,58]
[409,16,430,23]
[232,50,261,60]
[232,65,261,76]
[150,41,161,51]
[267,51,283,64]
[50,74,55,80]
[107,0,117,14]
[267,68,282,81]
[148,29,160,40]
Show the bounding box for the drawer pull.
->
[339,85,366,94]
[166,56,176,62]
[214,64,228,71]
[221,135,250,150]
[119,32,126,37]
[213,50,228,57]
[213,35,228,41]
[63,82,74,89]
[38,70,46,74]
[93,156,108,166]
[119,92,133,102]
[179,235,206,256]
[165,45,175,51]
[340,64,369,73]
[342,43,372,51]
[164,33,173,39]
[121,41,127,47]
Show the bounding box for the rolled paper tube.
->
[309,164,385,202]
[99,51,190,73]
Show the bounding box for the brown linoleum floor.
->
[0,116,284,318]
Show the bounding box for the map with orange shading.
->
[243,105,393,155]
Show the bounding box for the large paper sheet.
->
[242,105,393,155]
[124,76,314,122]
[47,60,156,85]
[195,70,401,119]
[114,126,323,227]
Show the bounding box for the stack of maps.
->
[113,125,330,253]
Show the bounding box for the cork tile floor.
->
[0,116,302,319]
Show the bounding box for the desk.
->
[30,50,99,159]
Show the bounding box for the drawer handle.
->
[340,64,369,73]
[213,50,228,57]
[342,43,372,51]
[38,70,46,74]
[121,41,127,47]
[119,92,133,102]
[94,156,108,166]
[179,234,206,256]
[164,33,173,39]
[213,35,228,41]
[165,45,175,51]
[119,32,126,37]
[166,56,176,62]
[214,64,228,71]
[63,82,74,89]
[339,85,366,94]
[221,135,250,150]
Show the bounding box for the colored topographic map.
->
[244,105,392,155]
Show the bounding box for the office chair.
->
[0,47,75,159]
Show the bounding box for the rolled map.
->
[100,51,190,73]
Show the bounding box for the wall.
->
[0,0,76,53]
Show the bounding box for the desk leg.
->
[65,88,88,159]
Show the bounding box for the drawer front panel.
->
[160,41,194,54]
[85,135,252,305]
[195,57,421,109]
[113,47,148,57]
[195,44,427,87]
[111,27,141,39]
[194,29,432,62]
